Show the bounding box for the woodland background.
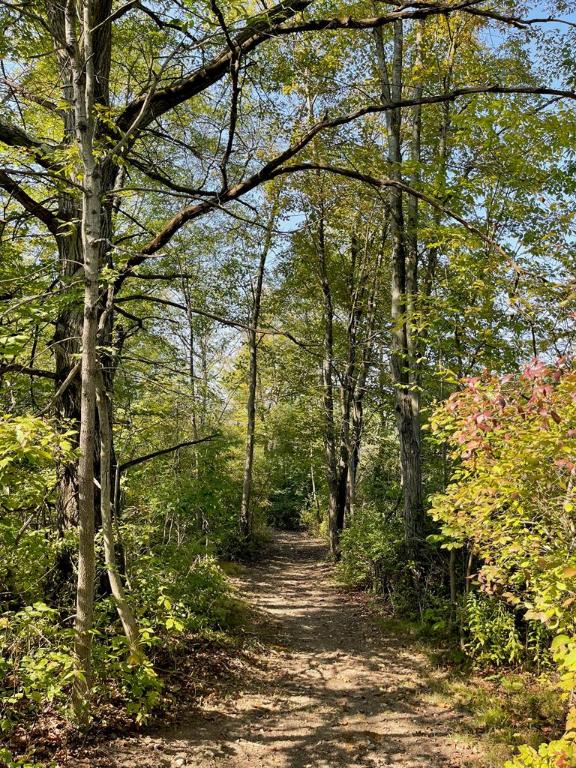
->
[1,0,576,765]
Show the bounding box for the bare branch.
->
[115,0,314,132]
[268,161,520,270]
[39,361,82,415]
[382,0,576,29]
[0,118,43,151]
[127,155,217,197]
[114,294,312,349]
[0,169,61,236]
[90,0,139,30]
[125,272,199,280]
[118,434,219,471]
[0,363,57,379]
[123,84,575,265]
[210,0,242,189]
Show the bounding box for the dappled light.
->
[88,533,473,768]
[1,0,576,766]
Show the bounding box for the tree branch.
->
[382,0,576,29]
[114,0,576,141]
[0,119,43,151]
[0,363,57,379]
[0,119,57,171]
[268,161,520,270]
[115,0,314,132]
[0,169,61,236]
[127,155,217,197]
[114,294,311,349]
[121,84,575,267]
[118,434,219,471]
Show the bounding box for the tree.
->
[2,0,576,720]
[239,197,280,539]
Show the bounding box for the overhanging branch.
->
[118,434,219,471]
[114,294,311,349]
[268,161,520,270]
[0,169,60,236]
[121,84,574,268]
[0,363,57,379]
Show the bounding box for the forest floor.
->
[78,531,488,768]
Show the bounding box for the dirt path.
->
[86,532,475,768]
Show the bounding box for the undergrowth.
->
[377,614,566,768]
[0,538,245,767]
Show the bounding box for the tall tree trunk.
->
[304,75,340,556]
[47,0,113,535]
[310,455,321,524]
[180,281,201,484]
[239,204,278,538]
[182,280,200,441]
[337,235,359,531]
[63,0,107,721]
[318,215,339,558]
[48,0,85,569]
[239,323,258,539]
[345,242,381,520]
[374,20,424,551]
[96,372,141,656]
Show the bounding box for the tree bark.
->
[239,203,278,539]
[374,20,424,551]
[318,215,339,558]
[345,239,382,520]
[63,0,108,721]
[96,372,141,657]
[310,457,321,524]
[47,0,113,535]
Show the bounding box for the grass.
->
[219,560,249,577]
[429,670,564,766]
[378,616,566,767]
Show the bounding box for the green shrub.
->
[0,537,236,734]
[0,603,74,731]
[337,505,403,590]
[0,748,53,768]
[461,593,523,667]
[128,541,236,633]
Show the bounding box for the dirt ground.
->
[82,532,478,768]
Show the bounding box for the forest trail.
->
[87,532,475,768]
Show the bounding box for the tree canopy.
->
[1,0,576,765]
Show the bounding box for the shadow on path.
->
[85,532,475,768]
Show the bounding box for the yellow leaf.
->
[566,706,576,731]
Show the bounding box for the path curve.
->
[87,532,474,768]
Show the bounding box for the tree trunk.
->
[336,235,359,532]
[239,203,277,539]
[47,0,113,535]
[374,20,424,551]
[96,372,141,657]
[180,281,201,484]
[64,0,103,721]
[181,279,200,441]
[346,239,381,520]
[239,323,259,539]
[318,216,339,558]
[310,458,321,524]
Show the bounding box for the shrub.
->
[337,505,404,590]
[460,593,523,666]
[0,603,74,732]
[504,737,576,768]
[0,537,236,734]
[429,361,576,760]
